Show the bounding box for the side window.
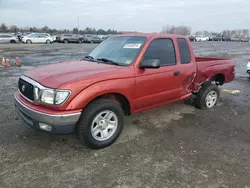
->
[39,34,48,38]
[177,38,191,64]
[31,34,39,38]
[142,38,176,66]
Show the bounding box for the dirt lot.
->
[0,42,250,188]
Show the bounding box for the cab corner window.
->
[142,38,176,66]
[177,38,191,64]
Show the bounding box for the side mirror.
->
[139,59,160,69]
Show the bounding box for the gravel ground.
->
[0,42,250,188]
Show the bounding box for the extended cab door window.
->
[177,38,191,64]
[142,38,176,66]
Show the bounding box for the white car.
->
[196,36,209,41]
[22,33,52,44]
[247,59,250,75]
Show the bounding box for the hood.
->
[24,60,125,88]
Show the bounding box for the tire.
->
[63,39,68,44]
[78,40,82,44]
[26,40,32,44]
[76,98,124,149]
[46,40,51,44]
[195,83,220,110]
[10,40,16,43]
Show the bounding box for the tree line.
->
[0,23,120,35]
[194,29,249,38]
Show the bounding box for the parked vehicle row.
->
[0,32,110,44]
[56,34,105,44]
[189,34,250,42]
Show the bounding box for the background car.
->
[56,34,83,43]
[240,38,250,42]
[222,36,231,42]
[211,34,223,41]
[0,33,19,43]
[83,35,104,43]
[195,36,209,41]
[21,33,52,44]
[188,35,196,41]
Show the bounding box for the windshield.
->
[88,36,147,66]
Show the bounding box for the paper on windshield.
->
[123,43,142,49]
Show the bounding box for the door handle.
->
[173,71,180,76]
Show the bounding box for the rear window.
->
[177,38,191,64]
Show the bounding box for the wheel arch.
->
[67,91,132,116]
[92,93,131,116]
[210,73,225,85]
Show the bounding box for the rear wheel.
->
[195,83,220,109]
[63,39,68,44]
[76,98,124,149]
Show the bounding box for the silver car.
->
[0,33,19,43]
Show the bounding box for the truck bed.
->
[193,56,235,90]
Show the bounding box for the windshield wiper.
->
[81,55,95,61]
[97,58,121,66]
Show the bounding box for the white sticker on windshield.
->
[123,43,142,49]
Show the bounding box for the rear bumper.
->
[14,94,81,134]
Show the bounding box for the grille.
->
[18,78,34,101]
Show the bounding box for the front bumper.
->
[14,94,81,134]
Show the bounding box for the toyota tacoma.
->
[14,33,235,149]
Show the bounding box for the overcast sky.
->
[0,0,249,32]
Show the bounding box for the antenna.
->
[77,16,79,59]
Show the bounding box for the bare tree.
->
[9,25,18,33]
[202,31,210,37]
[242,29,249,38]
[42,26,49,32]
[162,25,191,36]
[0,23,8,32]
[222,30,230,36]
[194,31,202,36]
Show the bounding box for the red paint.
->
[21,33,235,114]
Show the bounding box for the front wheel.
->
[195,83,220,109]
[76,98,124,149]
[26,39,32,44]
[46,40,51,44]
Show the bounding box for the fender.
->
[66,78,135,110]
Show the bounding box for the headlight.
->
[41,89,55,104]
[40,89,70,105]
[55,91,70,105]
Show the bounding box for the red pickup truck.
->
[14,33,235,149]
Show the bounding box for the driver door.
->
[134,38,182,111]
